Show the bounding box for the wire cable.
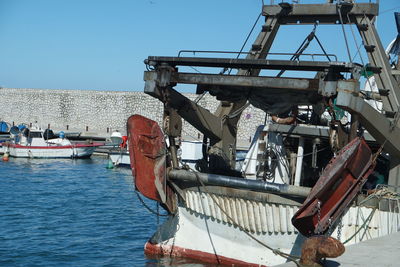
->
[337,3,353,63]
[227,12,262,75]
[346,12,383,112]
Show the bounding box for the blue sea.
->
[0,157,207,267]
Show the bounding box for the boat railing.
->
[267,0,378,4]
[177,50,338,61]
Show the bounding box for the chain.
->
[337,217,343,241]
[316,200,322,234]
[168,210,179,258]
[134,190,170,217]
[326,218,332,236]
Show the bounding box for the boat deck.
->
[273,232,400,267]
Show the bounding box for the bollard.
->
[66,125,69,130]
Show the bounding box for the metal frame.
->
[143,1,400,184]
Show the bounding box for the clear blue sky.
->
[0,0,399,91]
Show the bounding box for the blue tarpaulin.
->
[389,12,400,56]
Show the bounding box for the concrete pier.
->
[274,232,400,267]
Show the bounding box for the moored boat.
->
[108,131,131,167]
[108,130,204,168]
[5,127,102,158]
[127,1,400,266]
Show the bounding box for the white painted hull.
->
[6,144,97,158]
[108,140,203,168]
[109,151,131,167]
[147,189,400,266]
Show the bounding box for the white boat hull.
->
[146,189,400,266]
[109,151,131,167]
[108,140,204,168]
[6,144,97,158]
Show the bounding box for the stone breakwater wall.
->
[0,88,265,142]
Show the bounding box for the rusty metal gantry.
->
[143,1,400,185]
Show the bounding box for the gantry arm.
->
[336,90,400,159]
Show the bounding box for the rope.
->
[342,206,376,244]
[226,102,251,119]
[325,139,388,242]
[343,187,400,244]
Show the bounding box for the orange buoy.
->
[2,153,9,161]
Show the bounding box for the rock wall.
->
[0,88,265,142]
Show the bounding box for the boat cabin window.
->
[29,132,43,138]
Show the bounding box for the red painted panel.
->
[127,114,167,203]
[292,137,375,237]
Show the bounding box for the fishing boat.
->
[128,1,400,266]
[5,127,102,158]
[108,131,204,168]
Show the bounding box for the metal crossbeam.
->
[263,124,375,143]
[144,81,222,140]
[144,71,319,91]
[263,3,378,24]
[146,56,362,73]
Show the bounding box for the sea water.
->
[0,157,207,266]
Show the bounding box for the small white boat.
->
[108,131,203,168]
[108,131,130,167]
[109,150,131,167]
[5,127,102,158]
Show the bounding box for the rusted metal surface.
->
[292,137,375,237]
[127,114,167,202]
[300,236,345,267]
[127,114,177,213]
